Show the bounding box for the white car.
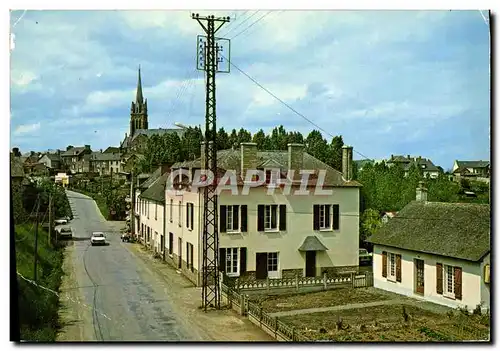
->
[55,218,68,225]
[91,232,106,246]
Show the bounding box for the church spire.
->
[136,65,143,104]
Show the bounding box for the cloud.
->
[13,122,41,136]
[9,10,490,169]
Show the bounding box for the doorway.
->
[305,251,316,277]
[415,259,424,295]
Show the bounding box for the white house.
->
[163,142,362,286]
[368,182,490,312]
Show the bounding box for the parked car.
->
[91,232,106,246]
[359,248,373,265]
[56,226,73,239]
[55,218,68,225]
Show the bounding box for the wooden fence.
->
[220,271,374,342]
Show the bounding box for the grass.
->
[280,304,490,342]
[15,223,66,341]
[248,288,390,313]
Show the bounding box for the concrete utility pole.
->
[33,196,40,282]
[48,194,53,246]
[192,13,230,312]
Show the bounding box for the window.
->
[265,205,278,231]
[268,252,278,273]
[444,265,455,297]
[226,248,239,276]
[220,205,247,233]
[155,203,158,220]
[160,235,165,253]
[170,199,173,222]
[313,204,340,231]
[388,253,396,280]
[319,205,331,230]
[257,205,286,232]
[178,201,182,227]
[169,233,173,255]
[147,201,150,219]
[186,203,194,230]
[186,242,194,272]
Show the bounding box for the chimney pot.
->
[240,142,258,179]
[342,145,354,181]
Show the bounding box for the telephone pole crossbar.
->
[192,13,230,312]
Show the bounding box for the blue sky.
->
[10,10,490,170]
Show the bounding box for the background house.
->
[368,182,490,312]
[60,145,92,174]
[386,155,441,179]
[90,151,123,175]
[38,152,61,171]
[452,160,490,184]
[164,142,362,286]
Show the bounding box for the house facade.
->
[90,152,122,175]
[452,160,490,184]
[369,183,490,312]
[386,155,441,179]
[38,152,61,170]
[60,145,92,174]
[160,142,362,286]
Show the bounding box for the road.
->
[57,191,203,341]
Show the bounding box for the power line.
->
[220,10,258,37]
[217,10,250,37]
[230,11,273,40]
[221,54,373,160]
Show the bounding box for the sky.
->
[9,9,490,170]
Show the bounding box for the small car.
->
[91,232,106,246]
[56,226,73,239]
[55,218,68,225]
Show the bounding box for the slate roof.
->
[91,152,122,162]
[172,148,362,187]
[43,153,61,161]
[61,147,87,157]
[298,236,328,251]
[456,160,490,169]
[104,147,120,154]
[368,201,490,262]
[138,167,163,189]
[387,155,440,172]
[139,172,170,203]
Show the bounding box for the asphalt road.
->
[62,190,201,341]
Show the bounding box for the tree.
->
[327,135,344,171]
[12,147,21,157]
[217,127,230,150]
[305,130,328,163]
[181,126,203,160]
[252,129,267,150]
[269,125,288,150]
[287,131,304,145]
[237,128,252,145]
[228,129,238,149]
[360,208,382,249]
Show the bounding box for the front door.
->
[305,251,316,277]
[256,253,268,279]
[415,259,424,295]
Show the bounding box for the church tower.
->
[130,66,148,137]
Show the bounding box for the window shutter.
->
[186,205,189,228]
[454,266,462,300]
[382,251,387,278]
[257,205,264,231]
[396,254,402,282]
[240,205,248,232]
[313,205,320,230]
[279,205,287,231]
[220,205,227,233]
[233,205,239,231]
[436,263,443,295]
[332,204,340,230]
[219,248,226,272]
[240,247,247,275]
[190,204,194,230]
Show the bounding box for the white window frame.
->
[443,264,455,299]
[226,248,239,277]
[387,252,397,282]
[264,205,279,232]
[267,252,279,279]
[170,199,173,222]
[226,205,240,233]
[319,204,332,231]
[178,201,182,227]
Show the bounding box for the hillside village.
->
[11,10,490,343]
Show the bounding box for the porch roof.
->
[298,236,328,251]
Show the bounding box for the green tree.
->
[237,128,252,145]
[252,129,267,150]
[181,126,203,160]
[287,131,304,145]
[217,127,230,150]
[327,135,344,171]
[360,208,382,247]
[305,130,328,163]
[269,125,288,150]
[228,129,238,149]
